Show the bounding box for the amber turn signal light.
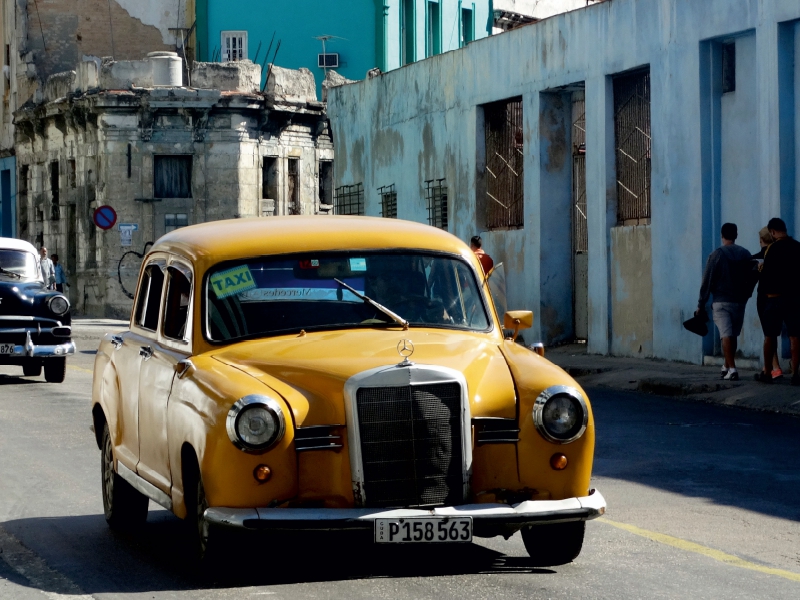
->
[253,464,272,482]
[550,453,568,470]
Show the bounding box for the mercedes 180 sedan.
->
[91,216,605,565]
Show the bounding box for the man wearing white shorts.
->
[697,223,752,380]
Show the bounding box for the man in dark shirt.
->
[754,217,800,385]
[697,223,752,380]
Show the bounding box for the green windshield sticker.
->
[349,258,367,272]
[210,265,256,299]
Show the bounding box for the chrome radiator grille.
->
[356,382,464,508]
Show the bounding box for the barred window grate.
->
[572,96,588,254]
[484,97,524,230]
[613,69,651,225]
[425,179,447,230]
[334,183,364,215]
[378,184,397,218]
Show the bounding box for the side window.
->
[163,265,192,341]
[134,263,165,331]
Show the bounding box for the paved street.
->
[1,322,799,599]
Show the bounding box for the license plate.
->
[0,344,14,355]
[374,517,473,543]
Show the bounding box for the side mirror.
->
[504,310,533,342]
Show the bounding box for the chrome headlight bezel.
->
[226,395,286,452]
[48,295,70,316]
[532,385,588,444]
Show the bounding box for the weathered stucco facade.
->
[14,57,332,317]
[329,0,800,364]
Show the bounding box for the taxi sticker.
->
[209,265,256,299]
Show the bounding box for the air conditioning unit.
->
[318,53,339,68]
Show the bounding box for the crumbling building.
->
[13,55,333,317]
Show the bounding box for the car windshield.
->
[0,249,40,281]
[205,251,490,341]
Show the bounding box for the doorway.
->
[572,91,588,341]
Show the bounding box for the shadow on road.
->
[0,374,37,385]
[589,387,800,522]
[1,511,553,594]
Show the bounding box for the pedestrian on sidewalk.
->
[753,218,800,385]
[39,246,55,290]
[697,223,752,381]
[752,227,783,379]
[470,235,494,275]
[52,253,67,293]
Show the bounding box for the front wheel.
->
[183,460,224,565]
[521,521,585,566]
[44,357,66,383]
[22,361,42,377]
[101,423,148,530]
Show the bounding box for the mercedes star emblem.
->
[397,339,415,364]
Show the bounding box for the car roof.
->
[0,237,39,254]
[151,216,473,267]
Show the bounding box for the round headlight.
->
[226,395,285,452]
[48,295,70,316]
[532,386,588,444]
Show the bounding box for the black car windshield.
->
[0,250,40,281]
[206,252,490,341]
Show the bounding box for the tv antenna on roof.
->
[314,34,346,79]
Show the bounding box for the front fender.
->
[167,356,298,518]
[499,341,595,500]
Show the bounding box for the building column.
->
[584,75,615,355]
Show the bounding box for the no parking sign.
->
[93,205,117,230]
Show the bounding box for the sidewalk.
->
[547,344,800,417]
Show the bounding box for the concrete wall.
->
[329,0,800,364]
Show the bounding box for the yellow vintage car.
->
[91,216,605,565]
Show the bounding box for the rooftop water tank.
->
[148,51,182,87]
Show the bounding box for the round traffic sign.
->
[93,205,117,230]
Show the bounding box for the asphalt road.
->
[1,321,799,599]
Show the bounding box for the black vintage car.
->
[0,237,75,382]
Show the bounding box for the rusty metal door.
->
[572,94,588,341]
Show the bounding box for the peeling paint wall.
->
[329,0,800,364]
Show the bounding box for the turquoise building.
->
[197,0,492,95]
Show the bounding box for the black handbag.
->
[683,308,709,337]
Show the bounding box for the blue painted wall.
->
[328,0,800,364]
[0,156,16,238]
[201,0,491,96]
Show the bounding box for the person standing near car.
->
[52,253,66,293]
[697,223,752,381]
[39,247,55,290]
[753,218,800,385]
[470,235,494,275]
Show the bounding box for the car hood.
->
[0,280,50,316]
[209,328,518,426]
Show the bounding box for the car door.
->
[112,256,167,471]
[136,258,194,493]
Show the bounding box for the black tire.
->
[43,357,66,383]
[521,521,586,567]
[101,423,148,530]
[22,362,41,377]
[183,458,220,564]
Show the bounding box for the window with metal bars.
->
[425,179,447,230]
[484,97,524,229]
[613,69,651,225]
[378,184,397,218]
[334,183,364,215]
[221,31,247,62]
[572,95,588,254]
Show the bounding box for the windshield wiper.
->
[0,266,21,279]
[334,278,409,330]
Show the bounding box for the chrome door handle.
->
[174,359,194,379]
[110,335,123,350]
[139,345,153,360]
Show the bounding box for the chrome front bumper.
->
[1,331,75,358]
[205,489,606,538]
